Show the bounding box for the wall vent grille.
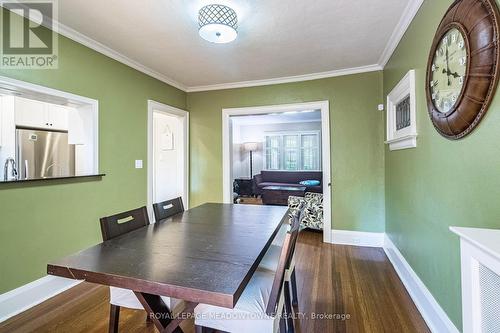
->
[479,264,500,333]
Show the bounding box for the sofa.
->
[253,170,323,195]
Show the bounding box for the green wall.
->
[384,0,500,329]
[0,33,186,292]
[187,72,386,233]
[4,6,485,331]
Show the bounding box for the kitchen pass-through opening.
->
[0,76,99,183]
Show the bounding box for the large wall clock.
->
[426,0,500,139]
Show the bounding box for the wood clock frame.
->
[426,0,500,139]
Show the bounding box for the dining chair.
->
[99,206,180,333]
[271,204,304,247]
[260,203,305,312]
[193,210,301,333]
[99,206,149,242]
[152,196,184,221]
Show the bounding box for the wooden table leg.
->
[134,292,197,333]
[109,304,120,333]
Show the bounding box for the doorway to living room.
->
[222,101,331,243]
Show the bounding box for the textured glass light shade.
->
[198,4,238,44]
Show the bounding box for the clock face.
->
[429,28,467,113]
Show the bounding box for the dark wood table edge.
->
[230,209,289,305]
[46,265,233,308]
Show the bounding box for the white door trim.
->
[147,100,189,221]
[222,100,332,243]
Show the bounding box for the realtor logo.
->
[1,0,58,69]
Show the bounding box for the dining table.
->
[47,203,289,333]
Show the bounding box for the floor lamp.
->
[243,142,259,178]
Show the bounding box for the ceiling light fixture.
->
[198,4,238,44]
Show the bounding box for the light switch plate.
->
[135,160,143,169]
[378,104,385,111]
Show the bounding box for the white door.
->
[148,101,188,221]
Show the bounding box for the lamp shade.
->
[198,4,238,43]
[243,142,259,152]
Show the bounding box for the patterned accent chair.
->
[288,192,324,230]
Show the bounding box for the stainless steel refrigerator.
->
[16,128,75,180]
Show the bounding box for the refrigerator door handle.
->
[24,160,29,180]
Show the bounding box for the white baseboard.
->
[383,235,460,333]
[0,275,82,323]
[331,229,385,247]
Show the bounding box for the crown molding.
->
[186,64,383,92]
[55,23,188,92]
[378,0,424,67]
[0,1,187,91]
[48,21,385,93]
[1,1,422,93]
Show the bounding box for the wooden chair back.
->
[286,203,304,268]
[99,206,150,241]
[153,197,184,221]
[266,210,302,316]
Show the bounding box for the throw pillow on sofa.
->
[299,180,320,186]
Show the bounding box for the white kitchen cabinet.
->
[15,97,69,130]
[68,105,95,174]
[15,97,47,129]
[47,104,69,130]
[68,107,84,144]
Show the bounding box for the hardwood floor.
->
[0,231,429,333]
[294,231,429,333]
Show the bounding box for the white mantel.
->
[450,226,500,333]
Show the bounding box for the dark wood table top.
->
[47,203,288,308]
